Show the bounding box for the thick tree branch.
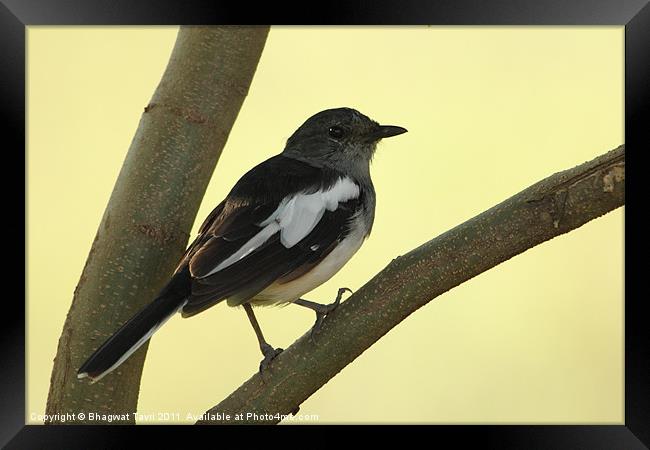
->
[46,26,270,424]
[198,145,625,424]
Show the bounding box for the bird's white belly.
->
[252,218,366,305]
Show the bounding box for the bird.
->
[77,107,407,383]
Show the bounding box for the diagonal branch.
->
[198,145,625,424]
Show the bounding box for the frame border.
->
[7,0,647,447]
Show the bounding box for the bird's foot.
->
[259,343,283,373]
[310,287,352,340]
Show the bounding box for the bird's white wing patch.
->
[275,176,359,247]
[199,177,359,278]
[277,192,326,247]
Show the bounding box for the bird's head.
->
[283,107,407,172]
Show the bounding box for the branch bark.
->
[198,145,625,424]
[45,26,270,424]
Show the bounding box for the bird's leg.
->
[294,287,352,339]
[243,303,283,373]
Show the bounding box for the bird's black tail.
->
[77,268,190,383]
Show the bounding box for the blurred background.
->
[27,26,623,424]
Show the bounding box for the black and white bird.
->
[77,107,407,383]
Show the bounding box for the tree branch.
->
[46,26,270,424]
[197,145,625,424]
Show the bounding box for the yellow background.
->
[27,26,624,424]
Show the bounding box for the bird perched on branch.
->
[78,107,407,383]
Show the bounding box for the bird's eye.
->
[328,126,345,139]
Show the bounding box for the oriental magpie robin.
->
[78,107,407,382]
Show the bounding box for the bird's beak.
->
[368,125,408,142]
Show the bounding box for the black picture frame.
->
[6,0,647,447]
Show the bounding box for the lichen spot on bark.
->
[602,166,624,193]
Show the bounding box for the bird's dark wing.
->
[177,155,364,317]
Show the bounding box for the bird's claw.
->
[259,343,283,373]
[310,287,352,341]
